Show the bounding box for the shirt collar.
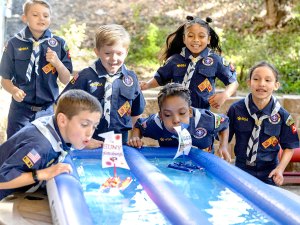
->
[183,47,209,60]
[249,94,274,117]
[52,116,71,151]
[24,26,52,40]
[93,59,129,78]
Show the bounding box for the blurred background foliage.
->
[55,0,300,94]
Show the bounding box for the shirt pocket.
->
[119,85,135,101]
[14,49,31,84]
[198,65,216,78]
[263,122,281,137]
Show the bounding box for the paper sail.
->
[173,125,192,159]
[99,132,129,170]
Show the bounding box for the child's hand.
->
[208,92,229,109]
[127,137,143,148]
[85,138,104,149]
[268,168,284,186]
[139,81,149,90]
[12,88,26,102]
[46,47,60,67]
[38,163,72,181]
[215,146,231,163]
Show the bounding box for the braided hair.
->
[157,83,191,110]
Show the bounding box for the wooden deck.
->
[0,190,52,225]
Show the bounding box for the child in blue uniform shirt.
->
[59,24,145,148]
[227,61,299,186]
[0,0,72,139]
[128,83,231,162]
[140,16,238,110]
[0,89,102,200]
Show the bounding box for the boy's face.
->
[247,66,280,102]
[94,43,128,75]
[58,110,101,149]
[22,3,51,39]
[159,96,192,134]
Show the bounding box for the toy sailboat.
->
[99,132,132,192]
[167,125,203,172]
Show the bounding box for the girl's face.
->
[247,66,280,102]
[59,110,101,150]
[94,43,128,75]
[183,24,210,57]
[22,4,51,39]
[159,96,192,134]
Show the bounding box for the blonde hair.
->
[95,24,130,50]
[23,0,51,15]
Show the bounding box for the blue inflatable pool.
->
[46,146,300,225]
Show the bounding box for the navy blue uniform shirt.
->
[135,107,229,152]
[0,116,70,200]
[228,95,299,172]
[0,27,73,106]
[60,59,145,142]
[154,47,236,109]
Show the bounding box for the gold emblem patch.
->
[198,78,212,92]
[23,156,34,168]
[118,101,131,117]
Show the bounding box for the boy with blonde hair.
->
[59,24,145,148]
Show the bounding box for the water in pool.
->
[72,157,277,225]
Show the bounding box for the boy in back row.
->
[0,0,72,139]
[59,24,145,148]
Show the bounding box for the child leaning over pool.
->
[127,83,231,162]
[0,89,102,200]
[227,61,299,186]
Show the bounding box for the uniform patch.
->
[90,82,103,87]
[18,47,29,51]
[237,116,248,122]
[27,149,41,163]
[70,73,79,84]
[286,115,295,126]
[42,63,56,74]
[177,64,186,68]
[48,38,58,47]
[262,136,278,149]
[291,124,297,134]
[202,57,213,66]
[198,78,212,92]
[214,114,224,128]
[194,127,207,139]
[222,58,229,66]
[269,113,281,124]
[118,101,131,117]
[122,76,133,87]
[46,159,55,167]
[23,156,34,168]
